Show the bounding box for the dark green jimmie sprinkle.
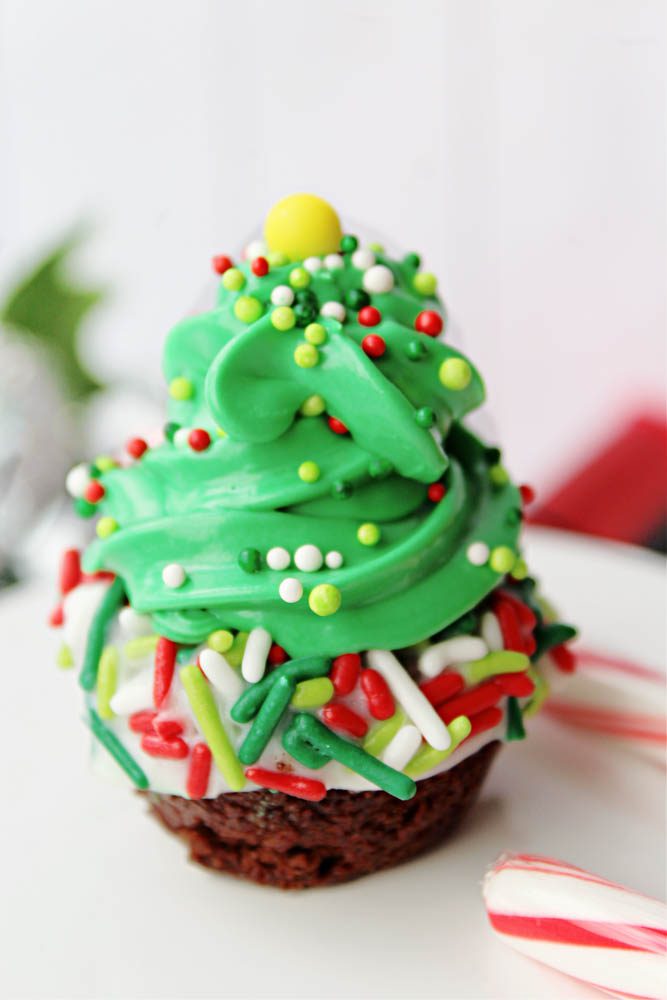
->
[87,708,149,789]
[282,722,330,769]
[238,675,294,765]
[79,576,125,690]
[506,696,526,741]
[231,656,330,724]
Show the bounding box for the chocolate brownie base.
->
[147,741,500,889]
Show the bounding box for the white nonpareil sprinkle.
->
[241,627,272,683]
[325,550,344,569]
[200,648,244,703]
[173,427,192,448]
[362,264,394,294]
[118,607,154,638]
[294,544,323,572]
[481,611,504,651]
[245,239,267,259]
[110,669,154,714]
[65,463,90,498]
[162,563,186,588]
[266,546,291,571]
[351,248,376,271]
[467,541,490,566]
[303,256,323,273]
[279,577,303,604]
[320,301,346,322]
[418,635,488,679]
[381,725,422,771]
[366,649,451,751]
[270,284,295,306]
[324,253,344,270]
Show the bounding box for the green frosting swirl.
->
[81,245,522,657]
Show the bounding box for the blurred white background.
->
[1,0,665,487]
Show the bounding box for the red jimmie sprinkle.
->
[59,548,81,595]
[129,710,158,734]
[321,703,368,739]
[358,306,382,327]
[154,717,184,739]
[427,483,446,503]
[498,590,537,630]
[48,604,64,627]
[419,670,465,707]
[361,334,386,358]
[268,643,288,666]
[493,598,526,653]
[187,743,212,798]
[330,653,361,695]
[519,484,536,506]
[415,310,443,337]
[84,479,105,503]
[551,643,576,674]
[153,638,178,709]
[360,668,395,719]
[212,254,233,275]
[140,734,189,759]
[466,706,503,739]
[188,428,211,452]
[251,256,269,276]
[245,767,327,802]
[327,416,349,435]
[437,681,502,724]
[493,672,535,697]
[127,437,148,459]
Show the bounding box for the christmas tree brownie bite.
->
[51,194,576,888]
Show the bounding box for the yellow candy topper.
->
[264,193,342,262]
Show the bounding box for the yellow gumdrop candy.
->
[264,194,343,262]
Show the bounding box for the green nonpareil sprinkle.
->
[96,646,118,719]
[238,675,294,765]
[403,715,471,779]
[179,664,245,791]
[87,708,149,789]
[79,577,125,691]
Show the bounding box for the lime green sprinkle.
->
[291,677,334,709]
[169,376,194,401]
[96,646,118,719]
[294,343,320,367]
[56,643,74,669]
[221,267,245,291]
[363,709,407,757]
[94,456,117,473]
[87,708,149,789]
[298,460,320,483]
[439,358,472,390]
[207,629,234,654]
[511,557,529,580]
[233,295,263,324]
[271,305,296,331]
[413,271,437,296]
[96,517,118,539]
[267,250,288,267]
[215,426,227,437]
[123,634,160,658]
[225,631,248,669]
[524,667,550,717]
[404,716,471,778]
[489,545,517,574]
[304,322,327,346]
[300,394,326,416]
[368,241,385,254]
[308,584,341,617]
[462,650,530,685]
[179,664,245,790]
[289,266,311,289]
[489,464,510,486]
[357,522,381,546]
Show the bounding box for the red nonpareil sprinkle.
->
[129,710,158,734]
[321,703,368,738]
[466,706,503,739]
[251,256,269,276]
[187,743,212,798]
[427,483,446,503]
[519,484,536,506]
[360,668,395,719]
[415,310,443,337]
[361,334,386,358]
[154,717,184,739]
[419,670,465,707]
[493,672,535,697]
[551,643,576,674]
[141,734,189,759]
[437,682,502,724]
[268,643,288,666]
[127,437,148,459]
[358,306,382,327]
[493,598,526,653]
[330,653,361,695]
[212,254,233,275]
[498,590,537,630]
[245,767,327,802]
[153,637,178,709]
[327,416,349,435]
[84,480,105,503]
[48,604,64,627]
[188,428,211,452]
[59,548,81,595]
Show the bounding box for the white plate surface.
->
[0,527,664,999]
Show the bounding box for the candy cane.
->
[483,853,667,1000]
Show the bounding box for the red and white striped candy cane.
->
[483,853,667,1000]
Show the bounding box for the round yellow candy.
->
[264,194,343,263]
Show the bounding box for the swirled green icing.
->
[80,228,523,657]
